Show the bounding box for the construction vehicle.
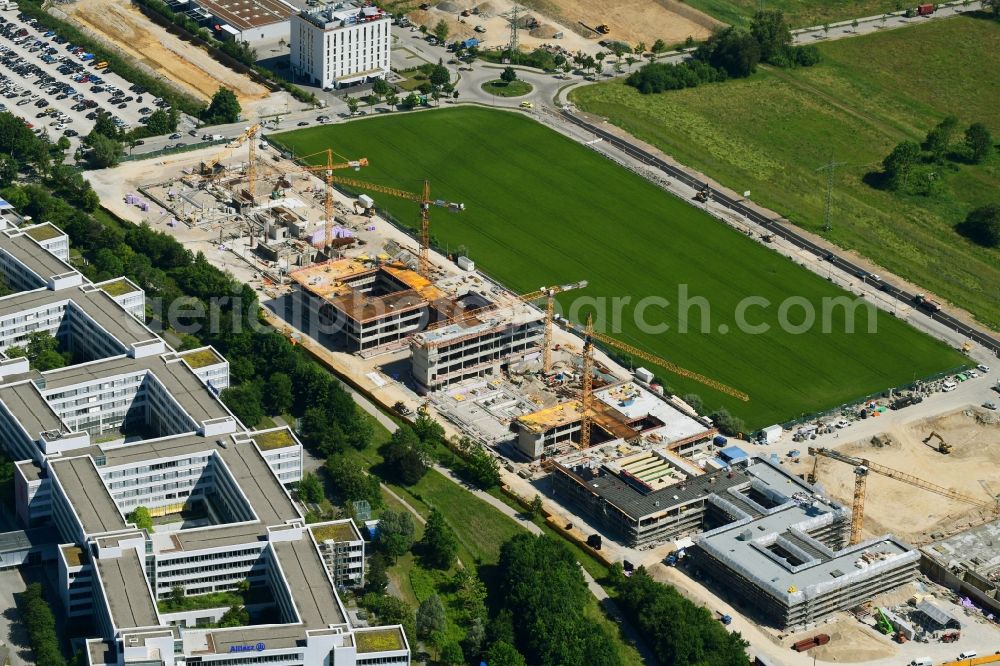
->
[320,175,463,277]
[353,194,375,217]
[923,430,952,454]
[694,186,711,203]
[913,293,942,313]
[808,447,995,544]
[875,608,895,635]
[595,23,610,34]
[200,124,262,201]
[563,315,749,449]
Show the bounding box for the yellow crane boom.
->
[292,149,369,254]
[518,280,588,374]
[808,446,995,544]
[201,123,261,184]
[326,175,464,277]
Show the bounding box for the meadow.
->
[273,107,966,429]
[683,0,903,27]
[572,15,1000,333]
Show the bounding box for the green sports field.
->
[572,16,1000,333]
[272,108,966,429]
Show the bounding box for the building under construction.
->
[409,308,545,393]
[552,453,919,628]
[517,381,715,459]
[289,258,455,351]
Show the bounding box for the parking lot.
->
[0,7,162,150]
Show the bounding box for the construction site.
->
[92,127,1000,663]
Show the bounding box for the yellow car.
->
[519,101,534,109]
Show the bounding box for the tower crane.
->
[286,149,369,254]
[807,446,997,545]
[321,175,464,277]
[516,281,588,374]
[561,315,749,449]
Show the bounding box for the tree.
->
[459,439,500,488]
[851,18,859,32]
[527,494,544,519]
[634,41,646,55]
[420,508,458,569]
[221,382,264,428]
[204,87,241,124]
[957,203,1000,248]
[704,27,760,78]
[265,371,294,415]
[345,96,360,115]
[617,567,750,665]
[378,509,416,560]
[923,115,959,158]
[416,594,446,638]
[84,132,124,169]
[366,551,389,594]
[142,108,175,135]
[750,10,791,63]
[485,641,527,666]
[682,393,704,414]
[297,472,324,504]
[17,583,67,666]
[0,153,17,187]
[402,92,420,109]
[326,455,381,505]
[453,568,487,623]
[385,90,399,110]
[429,64,450,87]
[433,19,449,43]
[652,38,667,53]
[129,505,154,532]
[381,425,430,484]
[462,617,486,660]
[218,605,249,627]
[92,111,120,140]
[439,642,464,665]
[965,122,994,163]
[882,140,921,190]
[34,349,67,371]
[372,78,390,97]
[708,407,746,437]
[500,66,517,84]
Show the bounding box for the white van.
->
[942,381,957,392]
[909,659,932,666]
[958,652,977,660]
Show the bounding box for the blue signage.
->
[229,643,265,653]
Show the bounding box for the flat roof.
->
[518,400,583,432]
[1,232,77,282]
[922,517,1000,574]
[0,381,66,439]
[597,382,709,444]
[50,456,127,535]
[96,548,159,629]
[195,0,295,30]
[22,223,64,242]
[0,527,58,554]
[355,627,406,653]
[273,538,346,627]
[310,521,361,543]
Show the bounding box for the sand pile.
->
[530,23,560,38]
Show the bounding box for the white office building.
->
[290,5,391,89]
[0,208,409,666]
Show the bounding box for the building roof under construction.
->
[195,0,296,30]
[289,259,450,324]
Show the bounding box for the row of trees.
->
[626,10,819,94]
[614,566,750,666]
[18,583,67,666]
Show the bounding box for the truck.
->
[917,3,935,15]
[792,634,830,652]
[913,293,941,312]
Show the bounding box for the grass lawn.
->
[273,107,965,428]
[481,79,533,97]
[684,0,901,27]
[572,16,1000,333]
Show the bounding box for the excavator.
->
[923,430,952,454]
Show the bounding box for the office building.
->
[290,5,390,89]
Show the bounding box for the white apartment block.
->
[0,209,409,666]
[290,5,390,90]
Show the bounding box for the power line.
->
[816,156,847,233]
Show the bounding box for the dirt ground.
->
[799,616,897,663]
[794,409,1000,544]
[63,0,269,104]
[411,0,720,55]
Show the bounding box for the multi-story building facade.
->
[0,211,409,666]
[290,5,390,90]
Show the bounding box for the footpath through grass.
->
[572,16,1000,333]
[684,0,901,27]
[273,108,964,428]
